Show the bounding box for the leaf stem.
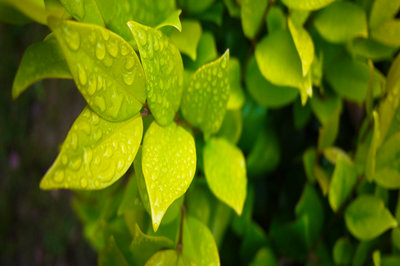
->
[176,202,186,254]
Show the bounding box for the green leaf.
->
[203,137,247,215]
[329,157,358,212]
[323,146,352,165]
[48,18,146,121]
[169,20,202,61]
[96,0,176,44]
[98,236,129,266]
[181,50,230,135]
[369,0,400,29]
[318,107,340,150]
[145,249,179,265]
[310,91,341,125]
[245,57,298,108]
[313,1,368,43]
[325,56,385,103]
[130,224,175,265]
[255,30,312,104]
[371,19,400,47]
[333,237,354,265]
[183,216,220,265]
[59,0,104,25]
[133,148,151,214]
[128,21,184,126]
[288,16,314,76]
[0,2,32,24]
[314,164,330,196]
[142,121,196,231]
[227,57,245,110]
[303,148,317,183]
[366,111,380,181]
[217,109,242,144]
[266,6,286,33]
[281,0,334,10]
[240,0,268,39]
[12,36,71,99]
[156,9,182,31]
[375,132,400,188]
[345,195,398,240]
[249,247,277,266]
[188,31,218,69]
[181,0,216,14]
[348,38,398,61]
[117,174,143,215]
[40,107,143,190]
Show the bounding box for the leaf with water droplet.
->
[240,0,268,39]
[128,21,184,126]
[48,17,146,121]
[255,30,312,104]
[142,121,196,231]
[181,50,230,135]
[203,137,247,215]
[130,224,175,265]
[169,19,202,61]
[182,216,220,265]
[40,107,143,190]
[59,0,104,25]
[12,35,71,99]
[96,0,176,44]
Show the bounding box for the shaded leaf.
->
[371,19,400,47]
[318,107,340,150]
[98,236,129,266]
[348,38,398,61]
[240,0,268,39]
[216,109,242,144]
[227,57,245,110]
[266,6,286,33]
[169,20,202,61]
[333,237,354,265]
[59,0,104,25]
[249,247,277,266]
[369,0,400,29]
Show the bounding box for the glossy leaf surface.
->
[203,137,247,215]
[12,36,71,99]
[49,18,146,121]
[40,107,143,190]
[181,50,230,135]
[128,21,184,126]
[142,121,196,231]
[59,0,104,25]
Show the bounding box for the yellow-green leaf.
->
[169,20,202,61]
[369,0,400,29]
[366,111,380,181]
[375,132,400,188]
[313,1,368,43]
[371,19,400,47]
[181,50,230,135]
[318,107,340,150]
[345,195,397,240]
[98,236,129,266]
[240,0,268,39]
[156,9,182,31]
[12,36,71,99]
[128,21,184,126]
[49,18,146,121]
[227,57,245,110]
[255,30,312,104]
[40,107,143,190]
[203,137,247,215]
[142,121,196,231]
[288,16,314,76]
[281,0,335,11]
[59,0,104,25]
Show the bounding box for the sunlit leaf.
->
[281,0,335,11]
[227,57,245,110]
[40,107,143,190]
[369,0,400,29]
[217,109,242,144]
[145,249,179,265]
[371,19,400,47]
[240,0,268,39]
[250,247,277,266]
[59,0,104,25]
[266,5,286,33]
[12,36,71,99]
[181,50,230,135]
[128,21,184,126]
[318,107,340,150]
[156,9,182,31]
[169,20,202,61]
[203,137,247,215]
[255,30,312,104]
[142,121,196,231]
[375,132,400,188]
[49,18,146,121]
[345,195,397,240]
[313,1,368,43]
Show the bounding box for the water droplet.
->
[125,56,135,70]
[97,75,103,91]
[94,96,106,112]
[77,64,87,85]
[54,170,64,182]
[83,148,93,164]
[61,155,68,165]
[71,158,82,170]
[221,56,228,69]
[107,40,118,57]
[63,27,80,51]
[123,72,134,85]
[89,32,96,44]
[103,57,113,67]
[70,133,78,150]
[104,146,113,157]
[80,178,88,188]
[98,162,116,182]
[121,44,129,56]
[91,113,100,125]
[87,75,97,95]
[117,159,125,170]
[101,30,110,41]
[95,42,106,60]
[136,28,147,46]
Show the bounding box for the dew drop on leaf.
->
[95,42,106,60]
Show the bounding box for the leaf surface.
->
[169,20,202,61]
[369,0,400,29]
[240,0,268,39]
[59,0,104,25]
[371,19,400,47]
[98,236,129,266]
[281,0,334,10]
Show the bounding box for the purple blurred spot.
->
[9,151,19,169]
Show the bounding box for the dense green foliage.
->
[2,0,400,264]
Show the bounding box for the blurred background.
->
[0,22,97,265]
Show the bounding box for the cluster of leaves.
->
[2,0,400,264]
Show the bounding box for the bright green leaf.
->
[323,146,352,164]
[40,107,143,190]
[281,0,335,11]
[240,0,268,39]
[227,57,245,110]
[203,137,247,215]
[130,224,175,265]
[329,157,358,212]
[217,109,242,144]
[98,236,129,266]
[169,20,202,61]
[49,18,146,121]
[59,0,104,25]
[345,195,398,240]
[156,9,182,31]
[369,0,400,29]
[145,249,179,265]
[318,107,340,150]
[250,247,277,266]
[12,36,71,99]
[288,16,314,76]
[333,237,354,265]
[266,6,286,33]
[255,30,312,104]
[375,132,400,188]
[246,57,298,108]
[181,50,230,135]
[371,19,400,47]
[142,121,196,231]
[128,21,184,126]
[183,216,220,265]
[133,148,151,214]
[314,1,368,43]
[181,0,215,14]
